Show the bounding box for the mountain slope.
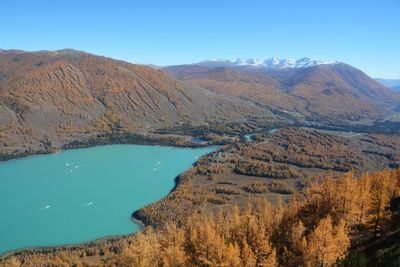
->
[1,50,399,156]
[375,78,400,91]
[165,63,400,122]
[0,49,269,154]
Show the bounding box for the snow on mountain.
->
[197,57,338,69]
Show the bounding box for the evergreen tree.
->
[307,216,350,267]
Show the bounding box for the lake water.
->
[0,144,216,254]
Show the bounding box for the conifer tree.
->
[369,171,391,236]
[124,228,161,267]
[284,220,308,266]
[241,240,257,267]
[355,173,372,226]
[159,223,187,266]
[306,216,350,267]
[336,171,358,225]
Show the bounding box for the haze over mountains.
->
[375,78,400,91]
[1,49,400,155]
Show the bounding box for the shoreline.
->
[0,232,133,258]
[0,139,219,259]
[0,131,219,163]
[1,120,398,163]
[0,124,397,258]
[0,210,149,258]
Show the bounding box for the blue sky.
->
[1,0,399,78]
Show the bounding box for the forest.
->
[2,168,399,266]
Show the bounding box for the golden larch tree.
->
[306,215,350,267]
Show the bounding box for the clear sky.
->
[1,0,399,78]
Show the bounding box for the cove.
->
[0,144,217,254]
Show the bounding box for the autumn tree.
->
[306,216,350,267]
[282,220,308,267]
[369,171,392,236]
[354,172,371,226]
[158,223,187,266]
[123,228,161,267]
[335,171,359,226]
[185,215,241,266]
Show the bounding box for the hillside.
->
[1,49,399,159]
[165,63,400,123]
[0,49,272,157]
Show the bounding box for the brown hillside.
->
[164,63,400,122]
[0,49,269,154]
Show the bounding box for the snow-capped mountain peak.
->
[197,57,338,69]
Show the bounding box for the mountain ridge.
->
[1,48,400,157]
[164,62,400,122]
[0,49,270,155]
[195,57,338,69]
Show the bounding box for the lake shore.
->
[1,123,397,258]
[0,142,219,258]
[0,131,224,163]
[0,213,149,258]
[2,119,398,163]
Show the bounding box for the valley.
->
[2,0,400,265]
[1,50,400,163]
[0,49,399,266]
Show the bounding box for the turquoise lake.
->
[0,144,216,254]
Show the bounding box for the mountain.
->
[164,62,400,122]
[0,49,269,154]
[196,57,338,68]
[375,78,400,91]
[1,49,399,156]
